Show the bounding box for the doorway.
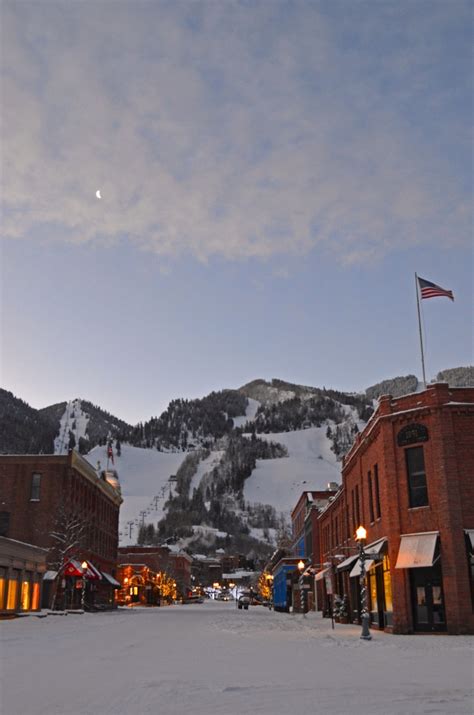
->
[410,564,446,632]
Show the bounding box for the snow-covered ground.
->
[1,601,472,715]
[85,444,187,546]
[244,426,341,513]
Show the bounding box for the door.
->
[410,566,446,632]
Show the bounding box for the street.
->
[1,600,472,715]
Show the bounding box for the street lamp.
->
[355,526,372,641]
[81,561,88,612]
[297,560,306,616]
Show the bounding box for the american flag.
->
[418,277,454,301]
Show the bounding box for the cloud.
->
[1,0,471,264]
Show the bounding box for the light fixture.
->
[355,525,367,541]
[297,560,305,572]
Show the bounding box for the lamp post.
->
[355,526,372,641]
[81,561,88,612]
[297,560,306,616]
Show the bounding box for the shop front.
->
[395,531,446,633]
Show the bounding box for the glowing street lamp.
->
[355,526,372,641]
[297,560,305,572]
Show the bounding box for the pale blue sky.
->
[1,0,472,424]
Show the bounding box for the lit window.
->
[21,579,31,610]
[382,555,393,612]
[31,473,41,501]
[31,582,40,610]
[0,569,6,610]
[6,576,19,610]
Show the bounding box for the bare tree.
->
[46,505,90,610]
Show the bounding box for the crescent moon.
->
[96,190,101,199]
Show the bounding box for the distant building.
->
[0,451,122,610]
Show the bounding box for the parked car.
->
[182,595,204,604]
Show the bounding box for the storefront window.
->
[382,555,393,612]
[0,568,6,609]
[6,571,20,610]
[31,581,40,610]
[21,575,32,610]
[369,571,377,611]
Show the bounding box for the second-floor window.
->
[374,464,381,518]
[30,473,41,501]
[406,447,428,508]
[368,471,375,522]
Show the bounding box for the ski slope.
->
[86,443,187,546]
[244,426,341,514]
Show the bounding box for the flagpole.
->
[415,272,427,388]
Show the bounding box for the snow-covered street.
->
[1,601,472,715]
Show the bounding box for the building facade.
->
[0,451,122,609]
[316,383,474,634]
[0,536,47,616]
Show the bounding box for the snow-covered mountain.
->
[3,366,472,557]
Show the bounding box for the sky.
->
[1,0,472,425]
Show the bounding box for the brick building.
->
[0,451,122,609]
[317,383,474,634]
[117,546,192,601]
[0,536,47,616]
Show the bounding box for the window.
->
[0,511,10,537]
[355,485,360,526]
[368,471,375,523]
[31,581,40,611]
[0,568,6,610]
[406,447,428,507]
[31,473,41,501]
[21,575,32,611]
[374,464,381,518]
[6,571,20,610]
[382,555,393,612]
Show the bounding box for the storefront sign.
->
[397,423,429,447]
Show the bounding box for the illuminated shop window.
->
[21,580,31,611]
[6,575,19,610]
[383,555,393,612]
[0,568,6,610]
[31,582,40,610]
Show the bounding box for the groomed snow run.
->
[1,601,472,715]
[244,426,341,513]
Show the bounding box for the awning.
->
[315,568,329,582]
[349,538,387,578]
[336,555,358,572]
[42,570,58,581]
[465,530,474,551]
[395,532,439,569]
[350,558,375,578]
[101,572,121,588]
[63,560,84,577]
